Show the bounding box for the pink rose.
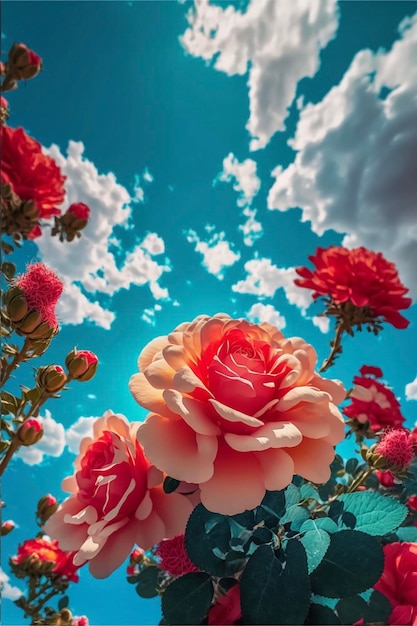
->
[129,314,346,515]
[45,411,193,578]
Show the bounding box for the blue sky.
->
[2,1,417,624]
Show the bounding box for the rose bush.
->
[1,125,66,218]
[295,246,411,329]
[45,412,193,578]
[374,542,417,626]
[129,314,346,515]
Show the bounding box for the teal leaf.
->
[280,503,310,530]
[395,525,417,542]
[285,483,301,507]
[255,490,286,527]
[300,518,339,534]
[345,458,359,475]
[300,484,320,501]
[240,542,310,625]
[338,491,408,535]
[161,572,213,625]
[135,566,160,598]
[310,530,384,598]
[300,528,330,573]
[163,476,180,494]
[58,596,69,610]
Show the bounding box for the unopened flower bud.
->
[375,428,416,474]
[36,494,59,525]
[7,43,42,81]
[36,365,67,393]
[17,418,43,446]
[1,520,15,536]
[65,349,98,382]
[360,444,389,470]
[131,548,144,562]
[0,95,8,123]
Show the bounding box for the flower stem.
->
[0,436,20,477]
[319,321,345,373]
[347,467,374,493]
[0,336,32,387]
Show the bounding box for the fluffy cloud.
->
[0,568,22,601]
[246,302,286,330]
[268,13,417,296]
[181,0,339,149]
[36,141,170,328]
[312,315,330,334]
[141,303,162,326]
[185,228,240,279]
[215,153,263,246]
[16,410,66,466]
[232,257,313,310]
[405,375,417,401]
[215,152,261,206]
[65,416,96,454]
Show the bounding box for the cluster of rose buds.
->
[51,203,91,242]
[1,43,42,92]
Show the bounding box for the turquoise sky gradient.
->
[2,1,417,624]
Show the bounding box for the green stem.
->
[318,321,346,373]
[0,436,20,476]
[1,336,32,387]
[347,467,374,493]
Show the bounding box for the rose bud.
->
[1,520,16,536]
[36,365,67,394]
[65,349,98,382]
[17,418,44,446]
[36,494,59,525]
[7,43,42,81]
[0,95,9,123]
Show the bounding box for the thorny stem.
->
[0,336,32,387]
[318,321,346,373]
[347,466,374,493]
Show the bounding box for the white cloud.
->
[239,207,263,246]
[65,416,96,454]
[232,258,313,310]
[246,302,286,330]
[0,567,22,601]
[215,152,260,207]
[181,0,339,150]
[186,229,240,279]
[405,375,417,401]
[141,303,162,326]
[143,168,154,183]
[36,142,170,327]
[16,410,66,466]
[268,13,417,296]
[312,315,330,334]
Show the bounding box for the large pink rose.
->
[129,314,346,515]
[45,412,193,578]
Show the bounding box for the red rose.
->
[374,542,417,626]
[376,470,396,488]
[344,371,404,433]
[208,585,242,625]
[295,246,411,329]
[1,126,66,218]
[11,537,79,582]
[155,534,199,577]
[66,202,90,221]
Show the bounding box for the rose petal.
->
[173,366,209,394]
[138,335,168,371]
[134,509,165,550]
[163,390,221,436]
[129,373,176,417]
[137,414,217,483]
[149,487,193,538]
[277,386,330,412]
[224,422,302,452]
[88,520,139,579]
[287,438,336,483]
[145,358,175,389]
[209,399,264,428]
[255,448,295,491]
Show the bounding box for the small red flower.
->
[374,543,417,626]
[1,126,66,218]
[376,470,396,488]
[295,246,411,329]
[11,537,79,582]
[208,585,242,625]
[66,202,90,221]
[375,429,415,470]
[344,368,405,433]
[15,262,63,329]
[155,534,199,578]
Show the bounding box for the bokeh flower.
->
[11,537,79,582]
[1,126,66,218]
[129,314,346,515]
[374,542,417,626]
[344,366,405,434]
[295,246,411,330]
[7,43,42,81]
[375,429,415,471]
[155,534,199,577]
[45,411,193,578]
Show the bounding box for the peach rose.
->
[129,314,346,515]
[45,411,193,578]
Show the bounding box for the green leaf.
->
[336,595,368,624]
[163,476,180,494]
[280,503,310,530]
[135,566,160,598]
[255,489,286,527]
[240,542,310,625]
[395,525,417,542]
[336,590,391,625]
[338,491,407,535]
[300,483,320,501]
[300,518,339,534]
[310,530,384,598]
[345,458,359,475]
[1,262,16,281]
[285,483,301,507]
[126,575,138,584]
[161,572,213,625]
[58,596,69,610]
[300,528,330,574]
[185,505,242,577]
[308,603,342,625]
